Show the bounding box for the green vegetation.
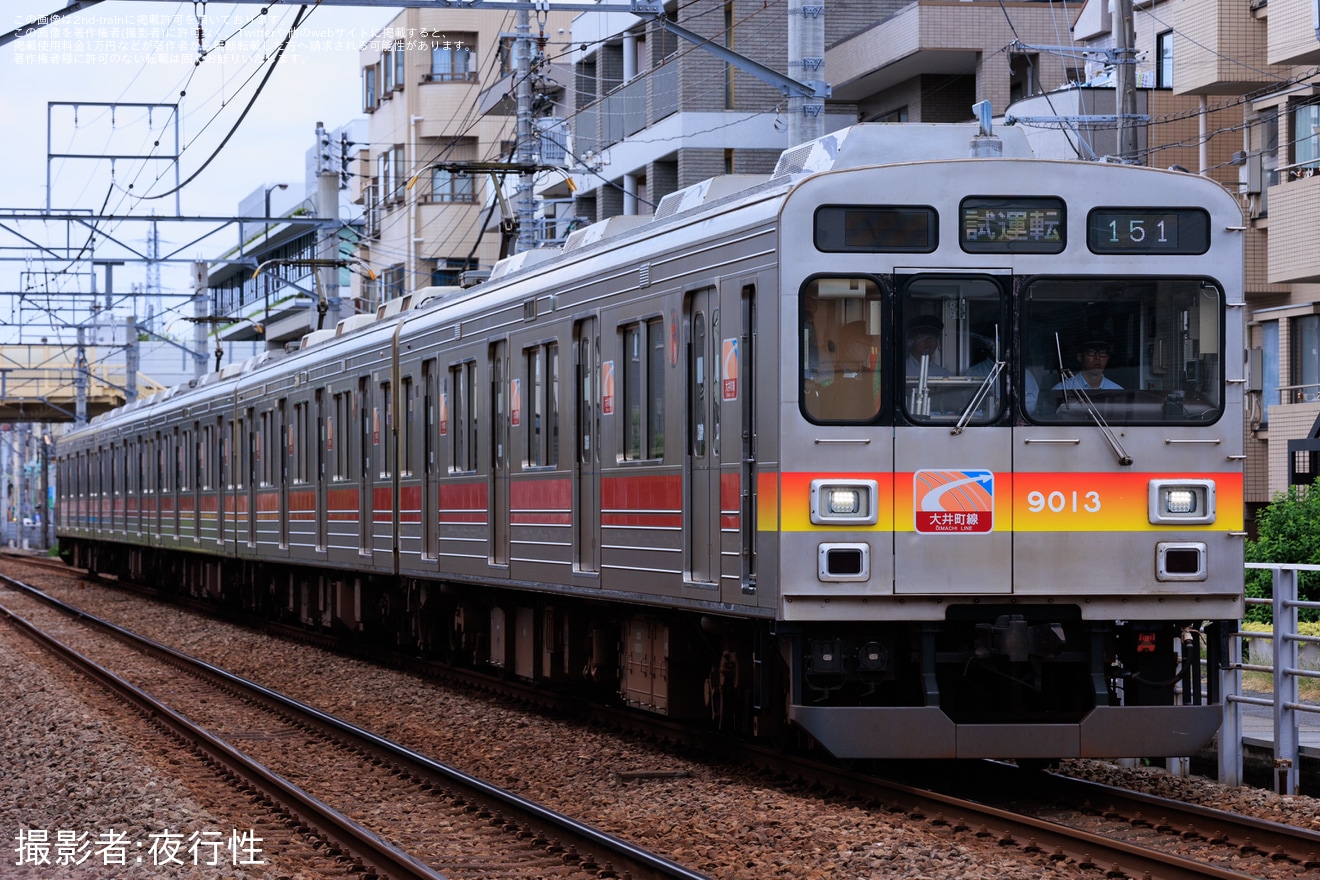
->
[1244,481,1320,624]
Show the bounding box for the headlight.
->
[1148,480,1216,524]
[827,487,861,515]
[810,479,878,525]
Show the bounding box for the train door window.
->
[176,429,185,493]
[450,361,478,473]
[401,376,414,477]
[277,400,288,489]
[526,347,542,467]
[802,277,885,423]
[158,433,168,496]
[359,378,372,483]
[109,449,117,518]
[220,419,230,490]
[199,427,209,491]
[258,410,270,487]
[423,361,436,473]
[899,276,1006,425]
[622,320,665,461]
[333,392,350,480]
[292,403,306,485]
[1022,277,1225,424]
[379,381,392,478]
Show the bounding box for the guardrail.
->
[1220,562,1320,794]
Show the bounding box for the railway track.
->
[0,570,711,880]
[7,553,1319,880]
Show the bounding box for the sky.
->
[1,0,401,340]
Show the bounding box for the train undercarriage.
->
[63,537,1230,761]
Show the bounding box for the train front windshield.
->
[1021,277,1224,424]
[801,274,1225,425]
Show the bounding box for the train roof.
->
[61,122,1116,440]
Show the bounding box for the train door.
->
[244,408,257,547]
[893,273,1012,594]
[737,284,759,602]
[574,318,600,574]
[359,378,371,557]
[152,432,162,538]
[313,390,326,552]
[490,340,510,567]
[192,423,202,542]
[277,399,289,550]
[422,360,438,560]
[173,427,182,539]
[685,288,720,587]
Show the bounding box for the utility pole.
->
[514,7,538,253]
[316,122,343,327]
[1114,0,1138,162]
[788,0,827,148]
[191,261,208,378]
[75,327,88,426]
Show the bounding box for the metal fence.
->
[1220,562,1320,794]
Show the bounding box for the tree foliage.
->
[1244,481,1320,623]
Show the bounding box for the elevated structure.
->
[0,345,164,422]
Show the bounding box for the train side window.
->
[801,277,885,423]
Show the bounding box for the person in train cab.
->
[1053,335,1122,391]
[904,314,949,377]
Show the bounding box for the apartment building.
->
[354,6,576,306]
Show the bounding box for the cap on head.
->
[1081,334,1111,353]
[907,314,943,338]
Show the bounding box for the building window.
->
[430,34,476,82]
[497,36,516,77]
[1262,320,1279,419]
[1293,102,1320,175]
[382,42,405,92]
[432,258,476,287]
[362,66,377,111]
[382,264,406,303]
[1156,31,1174,89]
[1292,315,1320,402]
[1009,53,1038,103]
[876,106,908,123]
[431,168,474,202]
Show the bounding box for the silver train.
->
[56,123,1246,760]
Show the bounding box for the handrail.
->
[1222,563,1320,795]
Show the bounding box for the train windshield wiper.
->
[1057,371,1134,466]
[951,361,1003,435]
[1052,333,1132,466]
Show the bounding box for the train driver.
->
[1053,335,1122,391]
[904,314,949,378]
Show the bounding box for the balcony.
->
[1268,0,1320,65]
[1171,0,1290,95]
[1266,173,1320,284]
